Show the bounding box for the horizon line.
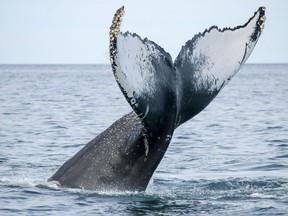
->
[0,62,287,66]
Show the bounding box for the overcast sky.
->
[0,0,287,64]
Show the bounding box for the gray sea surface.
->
[0,64,287,215]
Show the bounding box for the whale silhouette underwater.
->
[49,6,266,191]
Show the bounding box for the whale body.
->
[49,6,266,191]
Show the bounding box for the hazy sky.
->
[0,0,287,64]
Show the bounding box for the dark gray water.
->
[0,64,287,215]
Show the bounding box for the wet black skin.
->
[49,112,175,191]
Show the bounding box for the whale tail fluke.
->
[109,6,266,133]
[48,7,266,192]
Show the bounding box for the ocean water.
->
[0,64,287,215]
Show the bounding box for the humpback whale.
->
[49,6,266,191]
